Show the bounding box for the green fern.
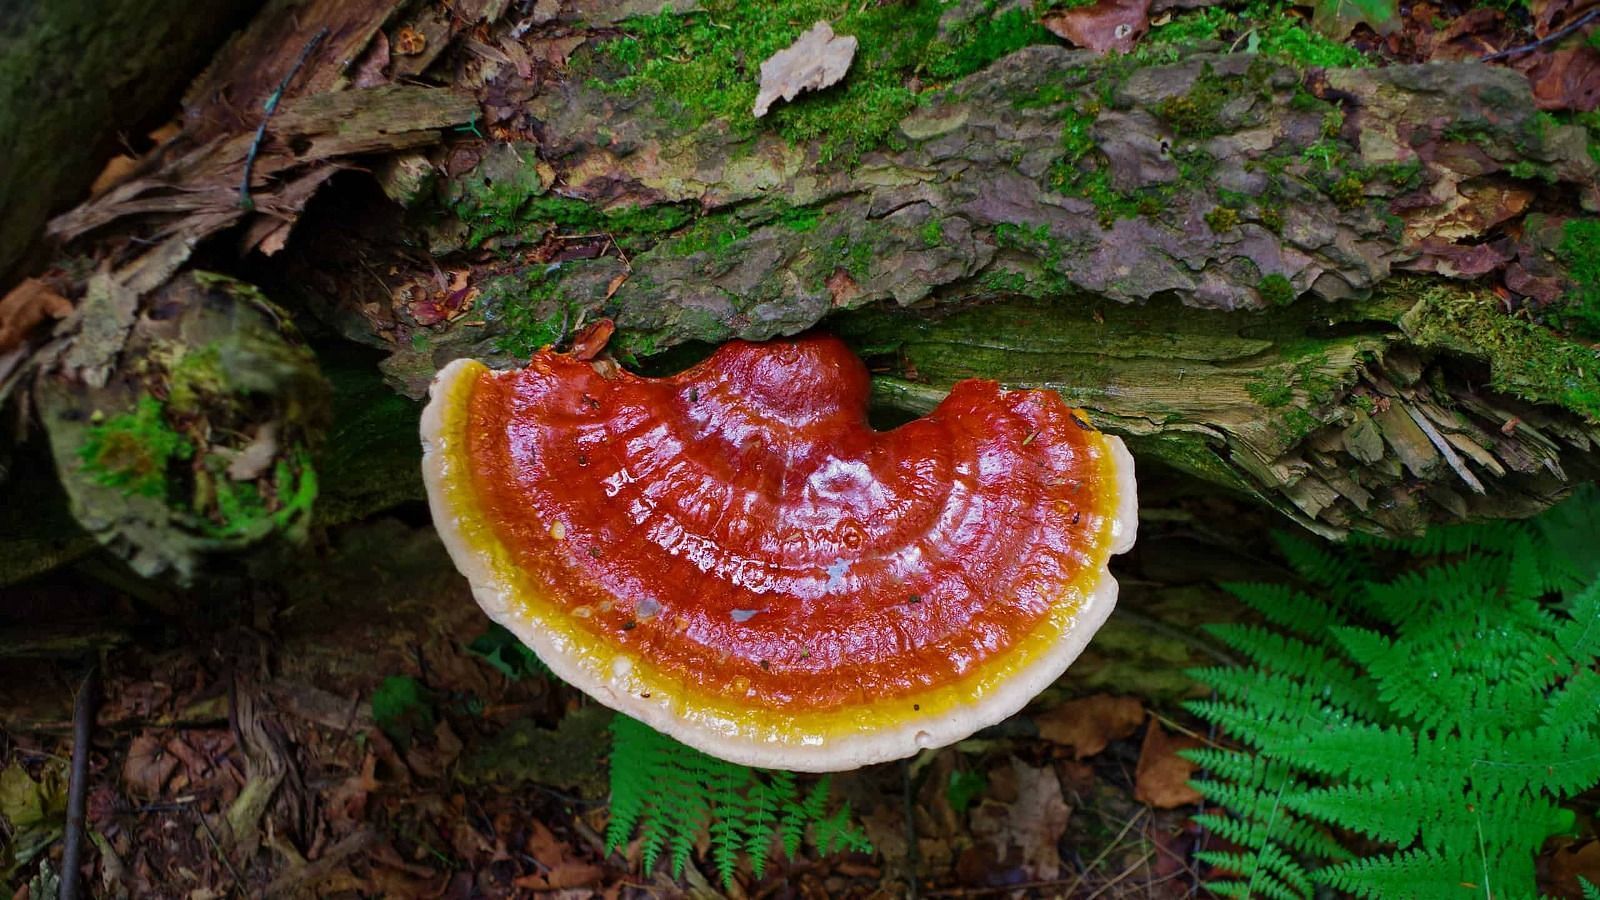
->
[605,715,870,888]
[1187,498,1600,900]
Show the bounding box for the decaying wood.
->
[0,0,253,288]
[4,1,1600,585]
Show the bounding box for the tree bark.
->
[5,2,1599,583]
[0,0,253,286]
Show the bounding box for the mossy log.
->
[6,2,1600,583]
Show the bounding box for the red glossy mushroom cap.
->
[421,334,1136,771]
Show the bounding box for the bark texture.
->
[5,1,1600,582]
[0,0,252,286]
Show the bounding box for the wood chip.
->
[752,21,857,118]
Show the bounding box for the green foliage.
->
[78,397,194,499]
[1258,273,1295,306]
[371,675,434,745]
[1309,0,1398,40]
[946,769,988,814]
[1582,876,1600,900]
[1205,206,1241,232]
[1145,2,1371,68]
[1557,217,1600,339]
[468,623,553,680]
[606,715,870,887]
[1187,506,1600,899]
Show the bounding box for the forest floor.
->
[0,481,1291,899]
[7,482,1598,898]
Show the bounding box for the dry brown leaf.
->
[1043,0,1152,54]
[1522,46,1600,111]
[604,273,628,300]
[90,155,141,198]
[968,758,1071,880]
[1034,693,1144,759]
[0,277,73,355]
[526,35,588,67]
[752,21,857,118]
[1133,720,1204,808]
[1547,838,1600,897]
[825,268,861,306]
[122,733,178,798]
[1531,0,1600,38]
[253,220,295,257]
[515,819,603,889]
[570,318,616,360]
[327,752,379,828]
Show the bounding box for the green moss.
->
[1247,375,1295,407]
[1557,218,1600,339]
[926,6,1054,80]
[198,451,317,539]
[1259,205,1284,233]
[771,203,822,233]
[1328,174,1365,209]
[920,217,944,248]
[1258,273,1295,306]
[1507,160,1558,184]
[78,397,194,499]
[1145,3,1370,67]
[592,1,1053,165]
[1321,109,1345,139]
[1156,78,1228,138]
[1365,159,1425,192]
[669,214,753,261]
[1402,286,1600,421]
[992,222,1072,295]
[458,193,695,252]
[490,272,569,357]
[1204,206,1240,232]
[167,343,227,415]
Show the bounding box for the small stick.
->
[1482,6,1600,61]
[239,27,330,210]
[59,666,100,900]
[902,758,921,900]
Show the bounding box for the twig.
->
[1481,6,1600,61]
[1082,848,1157,900]
[196,811,246,896]
[239,27,329,210]
[59,665,99,900]
[1059,807,1149,898]
[902,758,921,900]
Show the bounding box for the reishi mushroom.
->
[421,334,1136,771]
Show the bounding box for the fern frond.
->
[1195,496,1600,900]
[814,802,872,855]
[1580,875,1600,900]
[1194,845,1311,900]
[1191,811,1349,862]
[1219,581,1343,638]
[1272,530,1365,601]
[1543,668,1600,738]
[606,716,866,888]
[1203,624,1380,714]
[1557,579,1600,661]
[1353,519,1528,557]
[1314,847,1471,899]
[1271,721,1415,785]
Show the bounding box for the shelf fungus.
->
[420,335,1136,771]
